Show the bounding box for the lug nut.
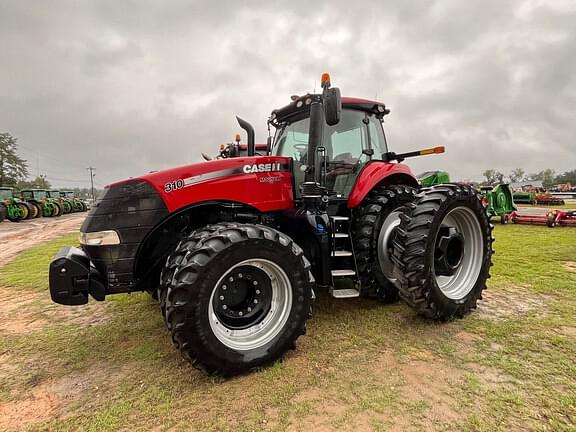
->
[253,281,258,286]
[222,285,227,290]
[254,299,258,304]
[222,305,228,310]
[238,273,243,278]
[219,295,224,300]
[239,311,243,316]
[247,307,252,312]
[256,290,260,295]
[229,277,234,282]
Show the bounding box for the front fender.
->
[347,161,418,208]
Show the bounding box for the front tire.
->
[392,184,494,320]
[163,223,313,376]
[352,185,417,302]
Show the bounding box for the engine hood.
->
[107,155,294,213]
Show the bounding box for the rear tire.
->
[352,185,417,302]
[392,184,494,321]
[52,202,62,217]
[62,201,73,214]
[163,223,313,376]
[18,203,30,220]
[28,202,39,219]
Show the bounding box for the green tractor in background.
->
[0,187,36,222]
[417,171,451,188]
[20,189,62,217]
[60,191,88,212]
[48,190,73,214]
[480,184,517,224]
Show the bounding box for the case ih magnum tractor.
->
[49,75,493,376]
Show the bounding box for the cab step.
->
[331,269,356,277]
[332,250,353,257]
[331,288,360,298]
[331,216,349,221]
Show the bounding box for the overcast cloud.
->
[1,0,575,188]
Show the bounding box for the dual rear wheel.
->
[354,183,493,320]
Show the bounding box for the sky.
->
[1,0,575,188]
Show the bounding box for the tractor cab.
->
[0,187,13,201]
[271,96,390,199]
[22,189,48,201]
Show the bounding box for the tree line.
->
[482,168,576,188]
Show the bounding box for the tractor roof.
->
[270,95,390,126]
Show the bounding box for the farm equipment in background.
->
[49,190,73,214]
[60,191,88,212]
[480,184,516,224]
[512,191,535,204]
[49,74,494,376]
[417,171,450,187]
[512,191,566,206]
[534,193,565,206]
[509,209,576,228]
[0,187,35,221]
[21,189,62,217]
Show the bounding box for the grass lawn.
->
[0,226,575,431]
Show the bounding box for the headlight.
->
[79,230,120,246]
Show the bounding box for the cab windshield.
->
[0,189,12,200]
[274,109,388,197]
[23,190,47,200]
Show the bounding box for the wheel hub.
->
[434,226,464,276]
[212,265,272,330]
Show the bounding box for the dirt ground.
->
[0,213,84,267]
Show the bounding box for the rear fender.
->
[347,161,418,208]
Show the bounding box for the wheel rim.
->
[434,206,483,300]
[377,209,402,282]
[208,259,292,351]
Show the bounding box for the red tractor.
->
[49,75,493,376]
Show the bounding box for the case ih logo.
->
[242,163,283,174]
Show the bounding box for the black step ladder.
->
[330,216,360,298]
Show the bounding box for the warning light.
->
[321,72,331,87]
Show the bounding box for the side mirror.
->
[324,87,341,126]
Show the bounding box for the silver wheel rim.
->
[208,259,292,351]
[377,209,402,283]
[435,206,483,300]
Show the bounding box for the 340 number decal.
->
[164,179,184,193]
